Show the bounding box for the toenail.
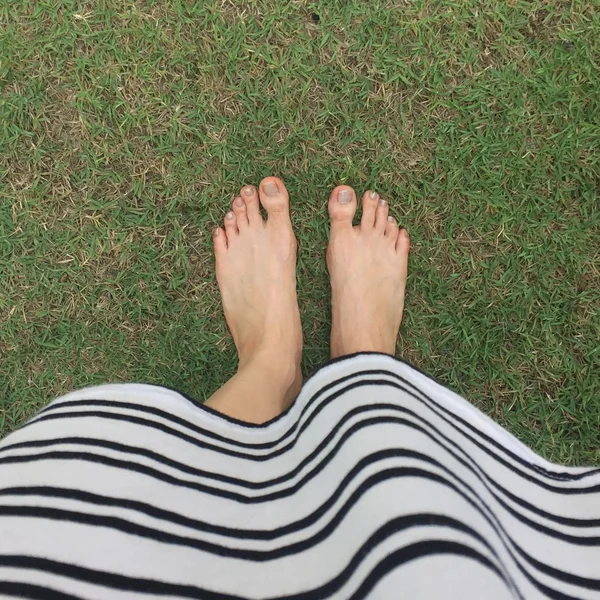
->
[244,186,253,196]
[226,212,234,220]
[213,228,220,237]
[387,216,394,222]
[369,190,378,200]
[338,189,352,204]
[235,197,244,207]
[380,199,387,207]
[263,181,279,196]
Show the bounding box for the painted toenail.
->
[244,186,253,196]
[369,191,378,200]
[387,216,394,222]
[263,181,279,196]
[235,197,244,207]
[339,189,352,204]
[226,212,234,220]
[380,199,387,207]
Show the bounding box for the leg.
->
[327,185,410,356]
[205,177,303,423]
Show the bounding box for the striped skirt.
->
[0,353,598,599]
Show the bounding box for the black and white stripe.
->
[0,353,598,599]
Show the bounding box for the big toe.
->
[328,186,357,229]
[259,177,290,220]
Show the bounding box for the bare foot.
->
[327,185,410,358]
[209,177,302,417]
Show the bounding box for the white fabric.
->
[0,353,598,599]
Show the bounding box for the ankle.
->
[331,328,396,358]
[238,349,302,399]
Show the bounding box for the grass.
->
[0,0,598,464]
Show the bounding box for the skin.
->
[205,177,409,424]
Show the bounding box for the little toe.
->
[385,215,398,239]
[328,186,357,231]
[224,210,238,238]
[396,228,410,270]
[374,197,389,232]
[240,185,261,223]
[361,190,379,229]
[259,177,290,221]
[213,226,227,255]
[232,196,248,228]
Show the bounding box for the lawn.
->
[1,0,598,464]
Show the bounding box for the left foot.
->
[211,177,303,410]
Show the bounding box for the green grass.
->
[1,0,599,464]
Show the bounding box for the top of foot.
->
[213,177,303,398]
[327,185,410,358]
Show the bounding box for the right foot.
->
[327,186,410,358]
[212,177,303,407]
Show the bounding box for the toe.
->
[328,185,357,230]
[241,184,261,222]
[396,227,410,271]
[374,197,389,232]
[259,177,290,220]
[213,226,227,255]
[385,215,398,239]
[361,190,379,229]
[224,210,238,239]
[232,196,248,228]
